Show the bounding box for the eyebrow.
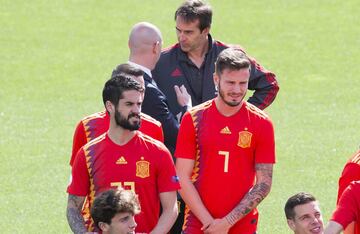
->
[175,27,194,33]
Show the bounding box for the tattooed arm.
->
[204,163,273,234]
[66,194,87,234]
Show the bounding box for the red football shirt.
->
[332,181,360,230]
[70,110,164,166]
[337,150,360,234]
[175,100,275,234]
[67,131,180,233]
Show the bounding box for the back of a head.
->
[102,73,144,107]
[111,63,144,79]
[284,192,317,220]
[128,22,162,54]
[175,0,212,31]
[91,188,141,228]
[215,48,251,76]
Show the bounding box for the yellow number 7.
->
[218,151,230,173]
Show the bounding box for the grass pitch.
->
[1,0,359,233]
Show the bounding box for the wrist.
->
[225,214,236,227]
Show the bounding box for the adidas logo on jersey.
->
[116,156,127,165]
[220,126,231,134]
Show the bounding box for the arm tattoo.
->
[225,163,273,226]
[66,194,87,234]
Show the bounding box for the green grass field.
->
[1,0,359,233]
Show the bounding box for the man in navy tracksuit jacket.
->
[153,2,279,120]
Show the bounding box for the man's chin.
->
[180,45,190,52]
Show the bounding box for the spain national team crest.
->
[238,130,252,148]
[136,157,150,178]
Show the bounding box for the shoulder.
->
[140,113,162,128]
[81,110,107,123]
[211,38,246,54]
[144,83,166,102]
[188,100,213,116]
[137,132,169,152]
[161,43,180,56]
[83,133,107,153]
[244,102,271,120]
[349,150,360,165]
[155,43,180,65]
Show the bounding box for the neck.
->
[129,55,153,70]
[187,37,209,66]
[214,97,243,117]
[108,122,136,146]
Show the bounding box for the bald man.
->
[118,22,191,234]
[121,22,191,155]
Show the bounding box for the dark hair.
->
[111,63,144,78]
[175,0,212,31]
[102,73,144,106]
[215,48,251,76]
[91,188,141,228]
[284,192,317,220]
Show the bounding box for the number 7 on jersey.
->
[219,151,230,173]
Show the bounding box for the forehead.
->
[119,90,143,102]
[176,16,200,30]
[294,201,321,218]
[219,68,250,81]
[112,212,133,220]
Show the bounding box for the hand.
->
[203,218,231,234]
[174,85,192,108]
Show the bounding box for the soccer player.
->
[91,188,140,234]
[284,192,324,234]
[70,63,164,166]
[336,148,360,234]
[153,0,279,120]
[175,48,275,234]
[66,74,179,233]
[325,181,360,234]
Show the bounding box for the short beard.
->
[114,110,141,131]
[218,84,242,107]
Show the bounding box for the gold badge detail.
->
[136,157,150,178]
[238,130,252,148]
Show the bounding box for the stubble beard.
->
[114,110,141,131]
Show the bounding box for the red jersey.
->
[70,110,164,166]
[337,150,360,234]
[67,131,180,233]
[175,100,275,234]
[332,181,360,230]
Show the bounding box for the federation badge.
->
[238,130,252,148]
[136,157,150,178]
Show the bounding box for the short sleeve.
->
[70,121,87,166]
[337,162,360,203]
[157,148,181,193]
[67,148,90,196]
[174,112,196,160]
[331,182,360,229]
[255,117,276,164]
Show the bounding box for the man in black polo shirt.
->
[153,0,279,119]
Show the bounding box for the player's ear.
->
[213,72,219,90]
[99,222,110,232]
[287,219,296,231]
[105,100,115,114]
[201,26,210,35]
